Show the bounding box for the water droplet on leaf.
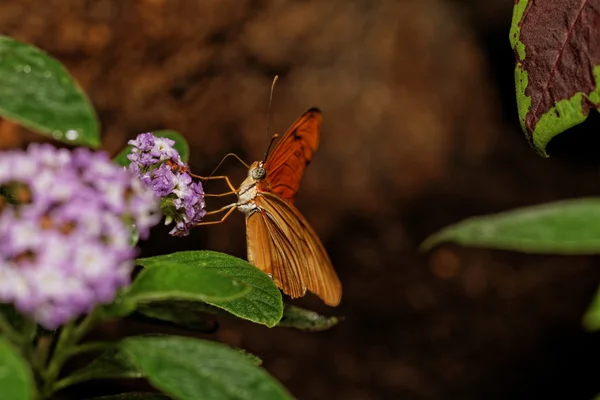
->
[52,130,62,139]
[23,65,31,73]
[65,130,78,141]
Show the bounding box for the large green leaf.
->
[62,341,259,394]
[122,264,250,307]
[113,130,190,167]
[509,0,600,156]
[0,36,100,148]
[421,198,600,254]
[277,305,340,331]
[121,336,291,400]
[136,251,283,327]
[0,336,35,400]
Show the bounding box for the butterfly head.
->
[249,162,266,181]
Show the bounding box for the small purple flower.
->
[127,133,180,166]
[0,143,161,329]
[151,164,177,196]
[128,132,206,236]
[128,132,155,152]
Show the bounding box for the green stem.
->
[28,333,50,378]
[0,311,24,345]
[40,307,106,397]
[21,317,37,343]
[41,321,75,397]
[65,341,114,358]
[72,307,103,343]
[51,374,89,394]
[51,341,116,392]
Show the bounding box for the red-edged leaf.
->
[510,0,600,156]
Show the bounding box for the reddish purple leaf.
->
[510,0,600,156]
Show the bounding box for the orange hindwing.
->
[246,192,342,306]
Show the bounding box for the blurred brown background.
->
[3,0,600,399]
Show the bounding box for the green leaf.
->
[237,349,263,366]
[0,336,35,400]
[57,348,141,390]
[113,130,190,167]
[136,300,219,332]
[421,198,600,254]
[122,263,250,308]
[509,1,600,156]
[120,336,292,400]
[583,285,600,331]
[85,393,172,400]
[136,251,283,327]
[0,36,100,148]
[277,305,340,331]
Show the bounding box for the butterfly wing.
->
[246,191,342,306]
[262,108,322,205]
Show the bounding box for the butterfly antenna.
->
[207,153,249,179]
[192,152,249,191]
[263,75,279,162]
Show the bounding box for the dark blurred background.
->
[3,1,600,399]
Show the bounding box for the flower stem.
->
[66,340,114,358]
[0,311,24,345]
[51,341,116,392]
[72,307,103,343]
[40,308,106,398]
[40,321,74,397]
[22,316,38,343]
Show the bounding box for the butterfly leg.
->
[195,203,236,226]
[192,174,237,193]
[204,191,237,198]
[204,203,236,216]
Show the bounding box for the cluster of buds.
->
[127,133,206,237]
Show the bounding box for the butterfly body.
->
[235,161,263,215]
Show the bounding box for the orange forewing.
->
[261,108,322,205]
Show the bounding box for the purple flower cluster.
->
[0,144,160,329]
[127,133,206,236]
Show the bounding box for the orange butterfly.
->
[197,108,342,306]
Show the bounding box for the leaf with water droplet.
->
[0,36,100,148]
